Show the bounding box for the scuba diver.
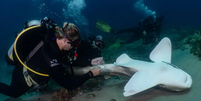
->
[1,17,101,98]
[72,34,105,67]
[96,15,164,44]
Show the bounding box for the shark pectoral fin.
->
[115,53,132,64]
[123,71,158,97]
[149,37,172,63]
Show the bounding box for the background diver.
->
[96,15,164,45]
[72,34,105,67]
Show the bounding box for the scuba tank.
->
[6,20,41,67]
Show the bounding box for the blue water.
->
[0,0,200,100]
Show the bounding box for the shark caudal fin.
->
[115,53,133,64]
[149,37,172,63]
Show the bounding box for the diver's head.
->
[92,35,105,49]
[55,22,80,51]
[24,20,41,29]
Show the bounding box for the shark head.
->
[114,37,192,97]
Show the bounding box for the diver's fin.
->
[96,20,112,33]
[123,71,158,97]
[149,37,172,63]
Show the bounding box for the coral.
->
[170,27,198,51]
[51,78,103,101]
[187,30,201,59]
[51,88,82,101]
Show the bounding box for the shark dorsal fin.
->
[115,53,132,64]
[149,37,172,63]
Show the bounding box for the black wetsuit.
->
[115,16,163,44]
[0,31,93,98]
[72,40,102,67]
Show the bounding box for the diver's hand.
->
[91,57,104,65]
[91,67,101,76]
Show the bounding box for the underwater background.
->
[0,0,201,101]
[0,0,201,50]
[0,0,200,57]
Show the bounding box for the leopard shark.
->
[71,37,192,97]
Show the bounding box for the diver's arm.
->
[48,64,93,90]
[42,40,93,90]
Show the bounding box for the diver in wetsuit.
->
[72,34,105,67]
[96,15,164,45]
[1,17,101,98]
[115,15,164,44]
